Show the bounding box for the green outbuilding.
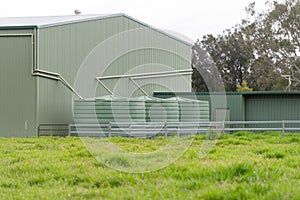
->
[0,14,192,137]
[154,91,300,122]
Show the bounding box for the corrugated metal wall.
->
[245,94,300,121]
[97,48,191,97]
[0,33,37,137]
[209,94,244,121]
[37,16,191,125]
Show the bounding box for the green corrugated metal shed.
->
[243,92,300,121]
[154,92,300,122]
[0,14,192,137]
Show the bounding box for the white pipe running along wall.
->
[9,29,85,100]
[32,69,84,99]
[95,69,192,96]
[96,69,193,80]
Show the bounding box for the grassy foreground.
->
[0,132,300,199]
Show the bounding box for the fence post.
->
[164,122,168,138]
[38,124,40,138]
[282,120,285,137]
[68,124,71,137]
[108,123,111,138]
[222,121,225,136]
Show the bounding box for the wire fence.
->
[66,120,300,138]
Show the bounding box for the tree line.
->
[192,0,300,92]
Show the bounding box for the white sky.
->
[1,0,272,41]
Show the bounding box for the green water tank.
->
[134,96,179,122]
[110,97,146,123]
[73,99,98,124]
[168,97,210,122]
[74,95,146,124]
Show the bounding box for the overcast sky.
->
[1,0,274,42]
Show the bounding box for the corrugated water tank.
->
[74,96,210,125]
[74,95,146,124]
[73,98,98,124]
[168,97,210,122]
[135,96,179,122]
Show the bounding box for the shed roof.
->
[0,14,192,45]
[0,14,117,28]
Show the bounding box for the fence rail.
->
[38,124,69,137]
[68,120,300,138]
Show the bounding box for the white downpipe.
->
[0,32,84,99]
[33,69,84,99]
[34,69,60,76]
[96,69,192,80]
[131,72,193,80]
[129,78,149,96]
[96,69,192,97]
[96,79,113,95]
[32,72,59,80]
[59,75,84,99]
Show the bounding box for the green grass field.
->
[0,132,300,199]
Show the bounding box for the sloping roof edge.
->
[122,14,193,46]
[0,13,192,46]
